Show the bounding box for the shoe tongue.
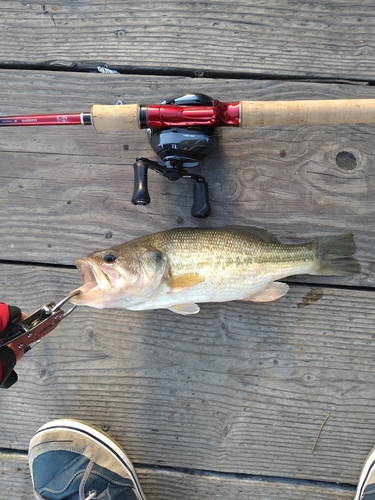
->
[33,452,87,499]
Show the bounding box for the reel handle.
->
[191,180,210,218]
[131,159,151,205]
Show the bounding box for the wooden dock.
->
[1,2,375,498]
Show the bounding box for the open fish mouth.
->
[70,259,114,305]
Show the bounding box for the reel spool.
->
[131,93,220,217]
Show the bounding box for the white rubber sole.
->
[354,445,375,500]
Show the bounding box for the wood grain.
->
[0,1,374,81]
[1,1,375,499]
[0,453,355,500]
[0,264,375,488]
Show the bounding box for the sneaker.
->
[354,445,375,499]
[28,418,146,500]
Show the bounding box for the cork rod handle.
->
[91,104,140,132]
[240,99,375,127]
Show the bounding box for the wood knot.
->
[221,179,238,197]
[336,151,357,171]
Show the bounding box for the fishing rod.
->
[2,93,375,217]
[1,96,375,131]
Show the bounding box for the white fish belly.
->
[125,260,315,311]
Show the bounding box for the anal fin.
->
[242,282,289,303]
[168,303,200,315]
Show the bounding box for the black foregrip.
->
[191,180,211,218]
[131,159,151,205]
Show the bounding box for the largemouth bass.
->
[71,226,359,315]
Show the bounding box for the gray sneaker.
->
[354,446,375,500]
[28,419,146,500]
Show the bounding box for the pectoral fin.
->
[167,273,205,292]
[242,282,289,302]
[168,303,200,315]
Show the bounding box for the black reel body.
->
[131,94,220,217]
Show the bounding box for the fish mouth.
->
[70,258,115,307]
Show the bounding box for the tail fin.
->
[314,233,360,276]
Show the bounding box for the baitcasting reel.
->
[131,94,220,217]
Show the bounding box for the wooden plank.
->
[0,1,374,81]
[0,454,32,500]
[1,2,373,499]
[0,264,375,485]
[0,452,355,500]
[0,70,374,287]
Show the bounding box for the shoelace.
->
[85,492,97,500]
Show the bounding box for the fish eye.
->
[155,251,163,262]
[103,252,117,263]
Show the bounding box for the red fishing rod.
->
[2,93,375,218]
[0,100,239,130]
[2,96,375,131]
